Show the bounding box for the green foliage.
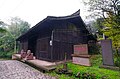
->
[88,43,101,54]
[48,55,120,79]
[0,32,14,51]
[90,55,102,67]
[0,21,7,33]
[0,50,14,58]
[103,14,120,48]
[94,18,105,39]
[114,50,120,69]
[0,17,30,54]
[84,0,120,48]
[9,17,30,38]
[0,27,6,33]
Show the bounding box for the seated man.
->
[25,50,34,60]
[21,49,27,59]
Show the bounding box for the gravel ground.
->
[0,60,56,79]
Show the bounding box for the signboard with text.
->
[74,44,88,55]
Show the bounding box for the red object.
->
[74,47,87,52]
[21,52,27,58]
[26,53,33,60]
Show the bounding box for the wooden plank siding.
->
[51,29,82,61]
[16,10,96,61]
[36,37,51,61]
[20,41,28,52]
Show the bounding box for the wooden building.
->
[16,10,96,61]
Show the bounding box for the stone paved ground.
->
[0,60,56,79]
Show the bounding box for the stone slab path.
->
[0,60,56,79]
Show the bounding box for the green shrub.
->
[0,50,14,59]
[90,55,102,66]
[88,42,101,55]
[114,49,120,69]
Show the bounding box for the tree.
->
[84,0,120,18]
[0,27,6,33]
[84,0,120,68]
[8,17,30,38]
[9,17,30,52]
[103,13,120,48]
[84,0,120,48]
[0,21,7,33]
[89,18,105,40]
[0,17,30,52]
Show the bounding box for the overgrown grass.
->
[48,55,120,79]
[66,62,120,79]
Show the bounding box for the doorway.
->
[28,36,37,56]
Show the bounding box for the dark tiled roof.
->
[17,10,96,41]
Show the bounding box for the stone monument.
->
[72,44,91,66]
[101,39,114,66]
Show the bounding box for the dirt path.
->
[0,60,56,79]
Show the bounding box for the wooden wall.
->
[52,41,73,61]
[51,30,85,61]
[19,29,94,62]
[20,41,28,52]
[36,37,51,60]
[34,29,90,61]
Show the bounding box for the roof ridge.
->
[47,9,80,20]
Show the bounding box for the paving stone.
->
[0,60,56,79]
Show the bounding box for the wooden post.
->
[63,53,67,71]
[14,40,17,53]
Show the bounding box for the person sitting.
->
[21,49,27,59]
[24,50,34,60]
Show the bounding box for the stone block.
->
[72,57,91,66]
